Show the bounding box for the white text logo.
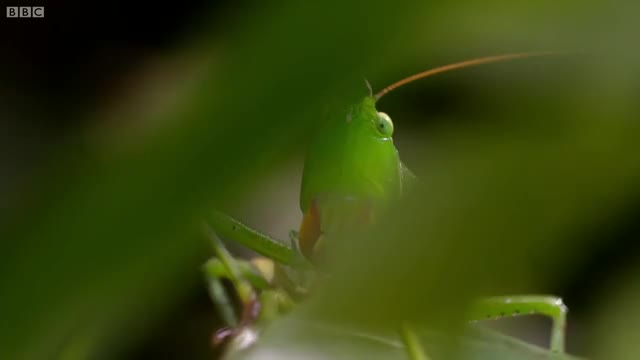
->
[6,7,45,18]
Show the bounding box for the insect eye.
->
[376,112,394,137]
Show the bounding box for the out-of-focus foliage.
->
[231,319,583,360]
[1,0,640,359]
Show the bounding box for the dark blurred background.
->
[1,2,229,358]
[2,1,640,359]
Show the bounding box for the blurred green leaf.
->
[229,317,584,360]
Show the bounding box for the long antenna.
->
[374,52,553,100]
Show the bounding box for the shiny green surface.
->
[300,96,402,213]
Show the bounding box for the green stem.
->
[205,225,253,304]
[400,323,431,360]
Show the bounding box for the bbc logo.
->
[6,6,44,18]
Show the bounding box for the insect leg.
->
[207,211,312,269]
[467,295,567,353]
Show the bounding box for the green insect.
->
[204,52,569,359]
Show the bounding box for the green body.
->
[206,83,569,357]
[300,96,402,213]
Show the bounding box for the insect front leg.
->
[207,211,312,269]
[467,295,567,353]
[203,222,310,346]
